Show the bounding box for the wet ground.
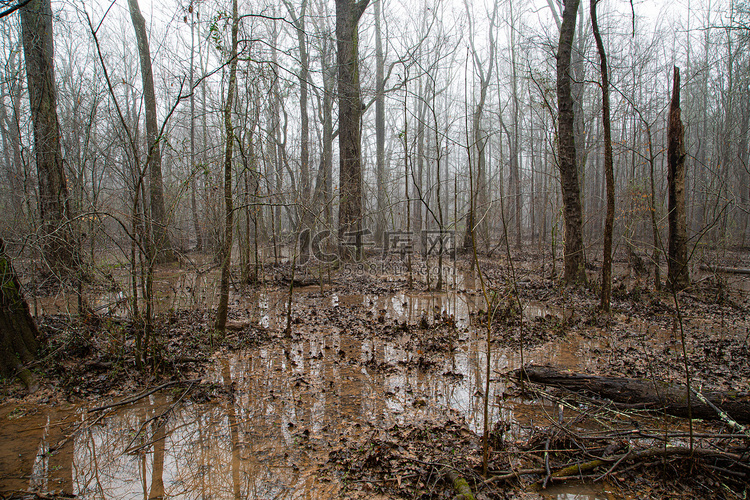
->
[2,254,749,499]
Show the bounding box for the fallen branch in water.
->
[89,378,202,412]
[513,365,750,423]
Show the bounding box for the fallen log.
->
[445,468,475,500]
[543,446,746,483]
[700,264,750,276]
[514,365,750,423]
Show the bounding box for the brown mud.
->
[0,252,749,499]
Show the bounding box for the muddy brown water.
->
[6,285,618,499]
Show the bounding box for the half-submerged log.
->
[514,365,750,423]
[0,239,40,388]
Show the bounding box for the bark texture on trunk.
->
[128,0,174,263]
[215,0,239,333]
[0,240,39,388]
[667,66,690,291]
[336,0,370,258]
[591,0,614,310]
[21,0,75,276]
[556,0,586,284]
[374,0,386,246]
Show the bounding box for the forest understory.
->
[1,247,749,500]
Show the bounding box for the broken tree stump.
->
[514,365,750,423]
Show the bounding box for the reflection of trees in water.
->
[15,306,605,498]
[67,356,308,499]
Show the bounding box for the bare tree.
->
[336,0,370,257]
[462,0,496,253]
[374,0,386,246]
[590,0,614,311]
[283,0,312,256]
[21,0,75,275]
[215,0,239,332]
[188,1,202,251]
[556,0,586,284]
[127,0,175,263]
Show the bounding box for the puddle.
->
[6,286,611,499]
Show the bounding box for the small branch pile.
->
[486,383,749,499]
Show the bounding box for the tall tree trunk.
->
[738,82,750,247]
[283,0,311,256]
[462,0,496,253]
[215,0,239,332]
[127,0,175,263]
[415,79,425,251]
[0,240,39,388]
[189,1,202,252]
[645,122,662,291]
[509,0,522,250]
[591,0,614,311]
[556,0,586,284]
[667,66,690,291]
[374,0,386,246]
[21,0,75,276]
[322,54,334,230]
[336,0,370,258]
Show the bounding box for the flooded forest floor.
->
[1,249,749,499]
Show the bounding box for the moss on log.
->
[445,469,475,500]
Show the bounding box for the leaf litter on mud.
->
[1,252,749,499]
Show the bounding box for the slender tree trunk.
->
[556,0,586,284]
[738,84,750,247]
[509,0,522,250]
[591,0,614,311]
[284,0,311,256]
[189,1,202,252]
[127,0,174,263]
[415,79,425,252]
[21,0,75,276]
[336,0,370,258]
[462,0,496,253]
[323,60,334,230]
[374,0,386,246]
[667,66,690,291]
[215,0,239,332]
[646,123,662,290]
